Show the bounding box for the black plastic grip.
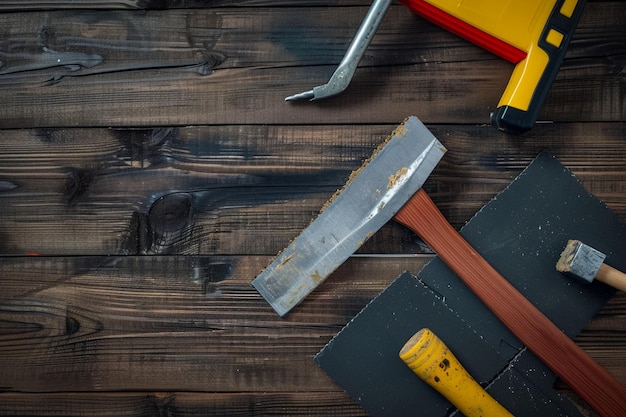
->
[492,0,587,134]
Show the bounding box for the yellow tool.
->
[400,328,514,417]
[287,0,587,134]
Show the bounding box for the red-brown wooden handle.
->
[393,188,626,417]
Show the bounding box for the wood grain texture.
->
[0,0,614,11]
[0,123,624,255]
[0,1,624,416]
[0,392,367,416]
[0,0,371,12]
[0,255,431,392]
[0,3,623,127]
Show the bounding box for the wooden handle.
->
[400,328,514,417]
[597,263,626,292]
[393,189,626,417]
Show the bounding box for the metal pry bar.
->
[285,0,392,101]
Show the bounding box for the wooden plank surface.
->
[0,3,623,127]
[0,0,625,416]
[0,255,434,392]
[1,123,624,256]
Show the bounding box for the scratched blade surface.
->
[251,117,446,316]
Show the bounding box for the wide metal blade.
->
[252,117,446,316]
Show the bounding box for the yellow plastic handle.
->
[400,328,514,417]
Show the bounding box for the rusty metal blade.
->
[251,117,446,316]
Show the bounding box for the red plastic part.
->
[399,0,527,63]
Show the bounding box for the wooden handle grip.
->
[400,328,514,417]
[393,189,626,417]
[597,263,626,292]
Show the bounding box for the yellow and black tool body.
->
[402,0,587,133]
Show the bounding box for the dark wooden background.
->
[0,1,624,416]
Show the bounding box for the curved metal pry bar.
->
[285,0,393,101]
